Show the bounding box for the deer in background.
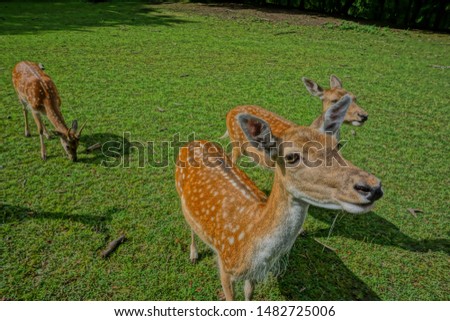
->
[175,95,383,300]
[221,75,368,167]
[303,75,368,130]
[12,61,85,161]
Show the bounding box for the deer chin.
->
[293,190,375,214]
[338,201,375,214]
[351,120,364,126]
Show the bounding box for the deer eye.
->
[331,99,338,103]
[285,153,301,166]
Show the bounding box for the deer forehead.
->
[323,88,352,101]
[282,127,336,148]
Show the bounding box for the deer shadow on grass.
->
[0,2,192,35]
[79,132,130,166]
[309,208,450,255]
[0,203,122,243]
[278,233,381,300]
[277,207,449,300]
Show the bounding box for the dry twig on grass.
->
[86,143,101,153]
[101,235,126,258]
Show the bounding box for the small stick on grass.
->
[101,235,126,258]
[314,238,337,253]
[86,142,101,153]
[407,208,423,218]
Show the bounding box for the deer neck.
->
[46,104,68,134]
[263,169,309,240]
[310,113,324,130]
[248,168,309,280]
[309,113,341,141]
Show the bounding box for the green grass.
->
[0,1,449,300]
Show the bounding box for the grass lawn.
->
[0,1,449,300]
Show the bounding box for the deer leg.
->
[218,259,234,301]
[41,121,51,139]
[244,279,255,301]
[189,230,198,264]
[31,112,47,161]
[20,101,30,137]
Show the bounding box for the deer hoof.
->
[41,154,47,161]
[25,132,31,137]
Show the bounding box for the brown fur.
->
[12,61,83,161]
[176,120,382,300]
[223,76,368,166]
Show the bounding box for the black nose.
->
[354,184,383,202]
[359,114,368,122]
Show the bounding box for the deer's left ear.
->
[302,77,324,98]
[71,120,78,132]
[330,75,343,89]
[320,95,351,136]
[237,113,280,159]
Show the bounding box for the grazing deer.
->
[175,95,383,300]
[221,76,368,166]
[12,61,85,161]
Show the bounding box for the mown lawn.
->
[0,1,449,300]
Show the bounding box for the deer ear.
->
[76,121,86,138]
[237,113,279,159]
[320,95,351,136]
[302,77,324,98]
[330,75,343,89]
[71,120,78,132]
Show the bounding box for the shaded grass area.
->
[0,1,449,300]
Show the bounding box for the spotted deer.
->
[221,76,368,166]
[175,95,383,300]
[12,61,85,161]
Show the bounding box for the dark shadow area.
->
[0,204,121,239]
[278,234,380,300]
[309,208,450,255]
[79,132,130,165]
[0,1,192,36]
[186,1,449,32]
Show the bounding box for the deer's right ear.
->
[302,77,324,98]
[237,114,279,158]
[320,95,352,136]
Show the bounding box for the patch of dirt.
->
[152,2,343,27]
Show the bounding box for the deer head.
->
[302,75,368,126]
[239,95,382,214]
[53,120,85,162]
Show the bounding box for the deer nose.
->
[354,183,383,202]
[359,114,368,122]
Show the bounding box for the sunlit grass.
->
[0,1,449,300]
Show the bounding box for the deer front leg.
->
[31,112,47,160]
[41,121,51,139]
[244,279,255,301]
[218,259,234,301]
[190,230,198,264]
[20,100,30,137]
